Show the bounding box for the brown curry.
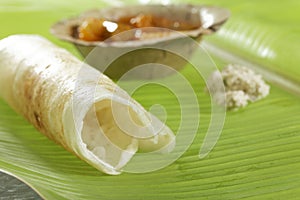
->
[74,14,199,41]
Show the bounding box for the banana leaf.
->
[1,0,300,199]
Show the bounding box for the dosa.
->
[0,35,175,175]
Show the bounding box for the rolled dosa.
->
[0,35,175,175]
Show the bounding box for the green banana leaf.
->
[1,0,300,199]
